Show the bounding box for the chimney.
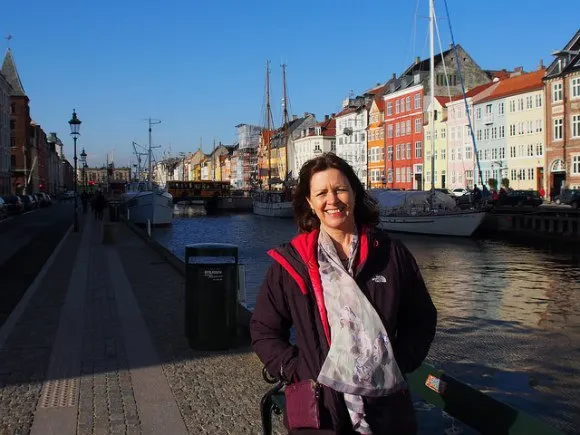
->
[510,66,524,78]
[449,43,454,50]
[414,56,420,65]
[392,73,396,80]
[292,114,298,121]
[324,114,329,121]
[538,59,544,70]
[331,113,336,118]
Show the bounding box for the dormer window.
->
[315,127,321,135]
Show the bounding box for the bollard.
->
[147,219,151,237]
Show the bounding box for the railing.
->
[483,113,494,124]
[260,363,563,435]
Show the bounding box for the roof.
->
[479,69,545,103]
[317,118,336,137]
[435,82,497,107]
[401,44,467,76]
[1,49,26,97]
[545,29,580,79]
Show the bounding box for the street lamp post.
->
[69,110,81,232]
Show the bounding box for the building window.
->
[535,94,542,107]
[387,124,393,138]
[387,101,393,116]
[415,141,422,158]
[395,100,400,114]
[387,146,393,161]
[572,155,580,175]
[553,118,563,140]
[552,82,563,102]
[572,115,580,138]
[415,118,421,133]
[406,96,411,111]
[414,94,421,109]
[572,77,580,99]
[387,169,393,183]
[498,102,504,115]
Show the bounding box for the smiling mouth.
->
[325,208,344,215]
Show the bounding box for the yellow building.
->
[505,71,546,191]
[423,97,449,189]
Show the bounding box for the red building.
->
[384,82,424,190]
[1,49,32,194]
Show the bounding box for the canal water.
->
[153,212,580,433]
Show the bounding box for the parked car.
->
[0,197,7,220]
[35,192,52,207]
[18,194,36,211]
[452,188,469,197]
[435,188,454,196]
[2,195,24,214]
[497,190,543,207]
[555,188,580,208]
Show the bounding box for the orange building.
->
[367,96,386,188]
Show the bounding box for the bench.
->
[260,363,563,435]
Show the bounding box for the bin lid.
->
[185,243,238,258]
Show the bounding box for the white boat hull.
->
[123,191,173,225]
[378,211,486,237]
[253,200,294,218]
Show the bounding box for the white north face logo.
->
[371,275,387,283]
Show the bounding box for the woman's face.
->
[307,168,356,234]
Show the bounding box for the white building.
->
[334,98,368,187]
[293,116,336,172]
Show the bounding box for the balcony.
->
[483,113,494,125]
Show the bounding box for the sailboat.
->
[122,118,173,226]
[372,0,486,237]
[253,62,294,218]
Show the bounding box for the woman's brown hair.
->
[292,153,379,232]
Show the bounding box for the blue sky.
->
[2,0,578,167]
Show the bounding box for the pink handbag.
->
[284,379,321,429]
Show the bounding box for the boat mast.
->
[147,117,162,183]
[429,0,435,192]
[266,60,272,190]
[282,63,289,187]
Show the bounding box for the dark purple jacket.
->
[250,226,437,434]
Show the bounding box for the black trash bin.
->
[185,243,238,350]
[109,202,120,222]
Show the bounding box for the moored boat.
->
[370,189,486,237]
[122,181,173,226]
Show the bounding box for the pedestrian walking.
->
[94,191,106,221]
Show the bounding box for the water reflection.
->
[153,214,580,433]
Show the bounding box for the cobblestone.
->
[117,224,277,434]
[76,224,142,434]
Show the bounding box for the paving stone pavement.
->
[77,223,141,435]
[115,223,284,434]
[0,213,285,434]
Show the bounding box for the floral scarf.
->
[316,228,406,433]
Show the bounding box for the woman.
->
[250,153,437,434]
